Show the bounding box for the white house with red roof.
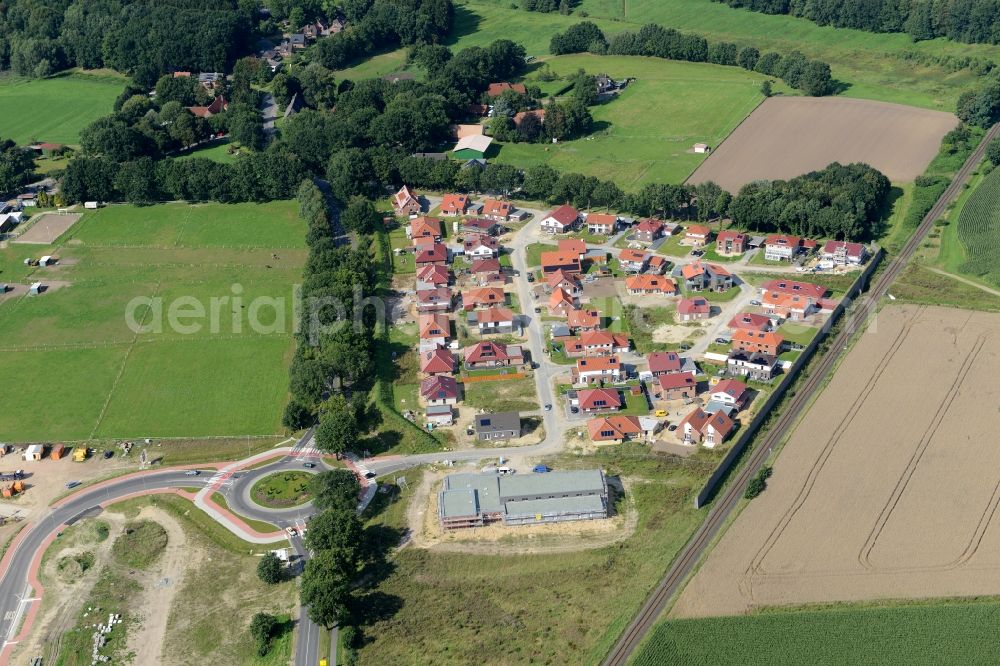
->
[420,375,460,406]
[468,307,516,335]
[567,308,601,333]
[416,287,453,313]
[439,193,471,216]
[416,264,450,288]
[677,297,710,321]
[464,341,524,369]
[820,240,868,266]
[415,243,448,266]
[393,185,421,216]
[573,355,622,385]
[684,224,712,246]
[546,269,581,294]
[541,205,581,234]
[710,379,749,409]
[678,407,735,448]
[420,346,457,376]
[728,312,773,333]
[633,218,664,243]
[618,248,650,273]
[763,234,803,262]
[572,387,623,413]
[481,199,515,221]
[715,230,747,256]
[585,212,618,235]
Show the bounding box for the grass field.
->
[634,598,1000,665]
[493,54,771,188]
[357,451,719,665]
[0,201,304,441]
[569,0,999,111]
[462,376,539,412]
[250,471,314,508]
[0,70,124,145]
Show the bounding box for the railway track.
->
[602,121,1000,666]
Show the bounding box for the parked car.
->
[715,337,730,344]
[749,299,761,306]
[527,273,535,282]
[65,480,81,489]
[668,424,678,432]
[184,470,201,476]
[654,409,668,417]
[544,404,552,411]
[102,450,113,459]
[533,465,552,473]
[570,406,579,414]
[680,343,691,350]
[534,306,541,313]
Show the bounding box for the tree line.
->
[711,0,1000,46]
[0,0,256,87]
[549,21,834,96]
[0,138,35,197]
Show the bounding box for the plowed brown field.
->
[687,97,957,191]
[673,305,1000,618]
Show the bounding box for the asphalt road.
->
[601,121,1000,666]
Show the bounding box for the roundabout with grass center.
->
[249,471,315,509]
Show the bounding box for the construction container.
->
[72,447,87,462]
[51,444,66,460]
[1,486,12,498]
[12,480,24,493]
[23,444,43,461]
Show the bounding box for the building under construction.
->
[438,469,609,529]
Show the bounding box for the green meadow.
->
[493,54,773,188]
[0,70,124,145]
[0,201,304,441]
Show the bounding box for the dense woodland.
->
[712,0,1000,46]
[550,22,834,96]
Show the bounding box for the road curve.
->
[601,122,1000,666]
[0,431,332,666]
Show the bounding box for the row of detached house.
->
[393,186,523,223]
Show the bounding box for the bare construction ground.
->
[687,97,957,191]
[673,305,1000,618]
[13,213,82,244]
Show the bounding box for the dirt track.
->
[13,213,82,245]
[673,305,1000,618]
[687,97,957,191]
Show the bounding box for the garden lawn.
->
[0,70,124,145]
[493,55,769,189]
[175,138,247,164]
[633,598,1000,666]
[462,376,539,412]
[0,202,304,441]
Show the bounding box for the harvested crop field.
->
[673,305,1000,618]
[687,97,957,191]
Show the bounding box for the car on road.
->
[303,462,316,468]
[362,470,377,479]
[544,404,552,411]
[184,470,201,476]
[102,450,113,459]
[690,249,704,257]
[65,480,81,489]
[534,306,541,313]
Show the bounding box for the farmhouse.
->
[416,287,453,312]
[586,213,618,235]
[821,240,869,266]
[727,350,779,381]
[481,199,515,221]
[680,261,733,292]
[438,469,608,529]
[415,243,448,266]
[716,230,747,256]
[462,287,506,310]
[655,372,698,401]
[633,218,664,243]
[394,185,421,216]
[419,313,452,347]
[468,307,516,335]
[464,341,524,369]
[453,134,493,160]
[421,346,457,376]
[728,312,773,332]
[541,205,581,234]
[678,407,735,448]
[574,355,622,385]
[421,375,460,406]
[572,387,623,413]
[410,216,443,242]
[733,329,785,356]
[684,224,712,246]
[677,297,710,321]
[439,193,471,216]
[486,82,526,97]
[474,410,522,441]
[763,234,803,262]
[618,248,650,273]
[567,308,601,333]
[625,274,677,295]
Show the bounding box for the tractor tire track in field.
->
[739,306,921,598]
[858,327,986,570]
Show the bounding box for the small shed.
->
[693,143,711,154]
[38,255,53,266]
[23,445,44,461]
[29,282,42,295]
[51,444,67,460]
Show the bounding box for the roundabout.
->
[249,470,315,509]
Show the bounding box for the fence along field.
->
[956,165,1000,289]
[670,305,1000,619]
[0,201,303,441]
